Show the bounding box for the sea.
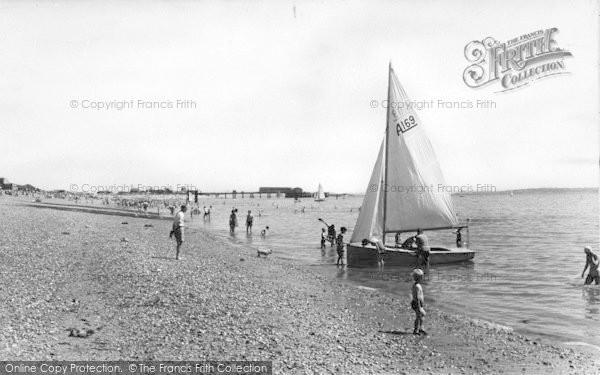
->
[188,190,600,349]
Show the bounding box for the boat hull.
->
[347,243,474,267]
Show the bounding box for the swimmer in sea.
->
[261,226,270,238]
[582,246,599,285]
[410,268,426,335]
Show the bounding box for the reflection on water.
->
[189,191,599,346]
[583,287,600,319]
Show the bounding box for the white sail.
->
[317,184,325,200]
[350,140,385,242]
[382,68,458,233]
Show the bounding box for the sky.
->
[0,0,598,193]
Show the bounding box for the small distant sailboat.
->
[314,183,326,202]
[347,64,475,267]
[510,191,514,197]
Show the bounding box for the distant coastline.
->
[458,187,599,195]
[348,187,599,197]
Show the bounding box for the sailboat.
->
[314,183,326,202]
[347,64,475,267]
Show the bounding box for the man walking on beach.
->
[172,205,187,260]
[582,246,599,285]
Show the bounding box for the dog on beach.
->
[257,247,272,257]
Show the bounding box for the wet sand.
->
[0,198,598,374]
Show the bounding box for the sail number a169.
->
[396,115,418,134]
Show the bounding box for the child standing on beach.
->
[320,228,327,250]
[336,227,347,266]
[411,268,426,335]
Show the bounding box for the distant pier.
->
[190,190,347,199]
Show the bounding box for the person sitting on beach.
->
[246,210,254,233]
[320,228,327,250]
[260,226,270,238]
[410,268,427,335]
[454,228,462,248]
[582,246,599,285]
[172,205,187,260]
[336,227,347,266]
[415,229,431,270]
[229,209,238,234]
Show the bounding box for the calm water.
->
[188,191,600,347]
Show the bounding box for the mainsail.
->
[351,65,458,243]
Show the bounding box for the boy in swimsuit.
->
[411,268,427,335]
[336,227,347,265]
[320,228,327,250]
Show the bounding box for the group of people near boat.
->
[320,218,437,270]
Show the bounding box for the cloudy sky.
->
[0,0,598,193]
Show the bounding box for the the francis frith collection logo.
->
[463,27,572,92]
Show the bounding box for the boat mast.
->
[381,62,392,245]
